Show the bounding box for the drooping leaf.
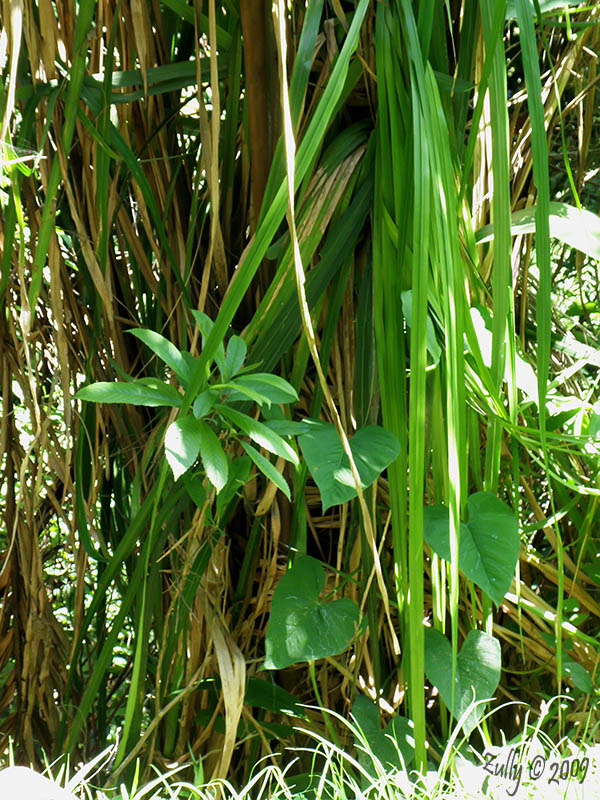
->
[196,420,228,493]
[76,378,182,407]
[298,420,401,510]
[127,328,191,383]
[264,555,359,669]
[423,492,519,607]
[219,405,299,464]
[165,414,204,480]
[424,628,501,734]
[240,441,291,501]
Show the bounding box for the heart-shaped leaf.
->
[264,555,359,669]
[351,696,414,773]
[423,492,519,607]
[298,421,400,511]
[424,628,501,734]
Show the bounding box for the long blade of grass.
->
[181,0,371,412]
[272,0,397,649]
[515,0,563,726]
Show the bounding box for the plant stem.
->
[308,660,340,748]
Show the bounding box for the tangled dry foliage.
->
[0,0,600,786]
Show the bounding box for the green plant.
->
[76,312,300,495]
[4,0,600,783]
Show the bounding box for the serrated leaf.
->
[423,492,519,607]
[224,335,247,379]
[165,414,204,480]
[298,420,400,510]
[219,405,299,464]
[127,328,191,383]
[264,555,359,669]
[196,419,228,493]
[240,441,290,500]
[76,378,182,407]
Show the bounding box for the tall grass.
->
[1,0,600,786]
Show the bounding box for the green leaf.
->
[589,409,600,439]
[127,328,191,383]
[240,442,291,501]
[218,382,273,407]
[232,373,299,404]
[351,696,414,772]
[561,658,593,694]
[224,336,247,379]
[196,420,228,493]
[506,0,584,18]
[401,290,441,367]
[475,202,600,263]
[264,419,313,437]
[424,628,501,734]
[423,492,519,607]
[298,421,401,511]
[183,472,206,510]
[219,405,299,465]
[75,378,182,407]
[179,0,370,409]
[244,678,307,718]
[216,456,252,523]
[191,310,226,378]
[264,555,359,669]
[193,390,217,419]
[165,414,204,480]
